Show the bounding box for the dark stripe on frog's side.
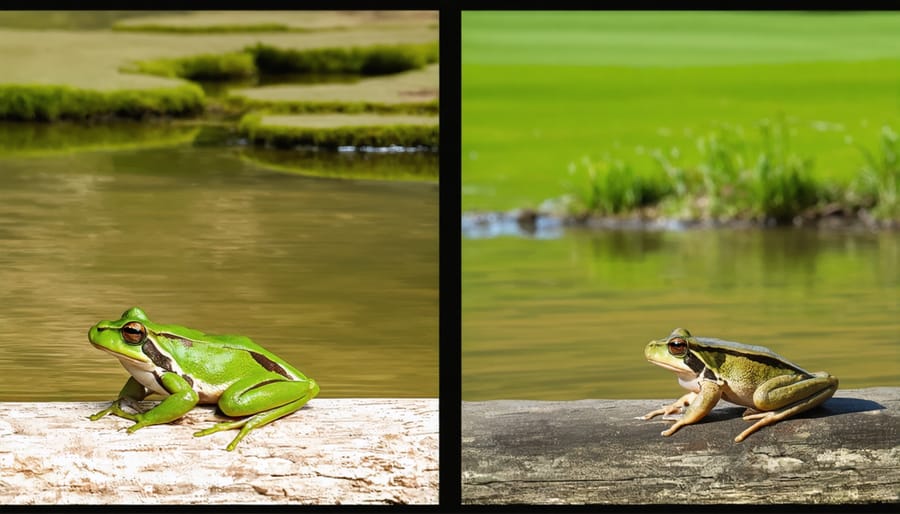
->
[683,351,707,374]
[249,351,292,379]
[143,341,173,372]
[691,337,810,375]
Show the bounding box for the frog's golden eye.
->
[667,337,688,357]
[122,322,146,345]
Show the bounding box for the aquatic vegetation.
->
[238,112,438,149]
[568,156,670,215]
[127,52,257,81]
[0,83,204,121]
[248,41,438,76]
[853,125,900,219]
[570,121,900,223]
[226,64,439,115]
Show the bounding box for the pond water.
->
[463,227,900,400]
[0,139,438,401]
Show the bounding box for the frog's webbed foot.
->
[641,392,697,420]
[89,399,141,422]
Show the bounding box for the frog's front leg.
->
[91,373,198,434]
[735,371,838,442]
[90,376,149,422]
[643,380,723,437]
[659,380,723,436]
[194,377,318,451]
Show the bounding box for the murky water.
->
[463,227,900,400]
[0,142,437,400]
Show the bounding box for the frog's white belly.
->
[119,358,169,396]
[118,357,226,403]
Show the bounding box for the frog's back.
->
[695,336,811,375]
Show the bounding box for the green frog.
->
[643,328,837,442]
[88,307,319,451]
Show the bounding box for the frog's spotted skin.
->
[88,307,319,451]
[642,328,837,442]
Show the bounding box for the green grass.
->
[238,112,439,149]
[0,83,204,121]
[228,64,439,114]
[462,11,900,217]
[249,41,438,75]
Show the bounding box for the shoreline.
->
[462,207,900,238]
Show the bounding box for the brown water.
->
[0,143,438,400]
[463,227,900,400]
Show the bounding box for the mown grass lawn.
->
[462,11,900,212]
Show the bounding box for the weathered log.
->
[462,388,899,504]
[0,399,437,504]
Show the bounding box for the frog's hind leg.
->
[195,378,319,451]
[735,373,837,442]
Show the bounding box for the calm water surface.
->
[0,144,438,400]
[463,228,900,400]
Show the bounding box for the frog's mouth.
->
[647,359,690,374]
[90,343,152,366]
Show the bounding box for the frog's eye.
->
[121,322,146,345]
[667,337,688,357]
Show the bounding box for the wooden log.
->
[462,388,899,504]
[0,398,437,505]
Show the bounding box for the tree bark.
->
[462,388,899,504]
[0,398,437,505]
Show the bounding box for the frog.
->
[88,307,319,451]
[642,328,837,442]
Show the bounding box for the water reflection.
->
[462,228,900,400]
[0,145,438,400]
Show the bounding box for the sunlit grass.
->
[228,64,438,113]
[462,11,900,215]
[238,112,438,149]
[566,120,899,223]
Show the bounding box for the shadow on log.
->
[462,388,899,504]
[0,398,437,505]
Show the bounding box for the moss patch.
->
[126,52,257,81]
[228,64,438,114]
[249,41,438,75]
[239,112,438,149]
[0,83,204,121]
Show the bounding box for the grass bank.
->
[462,11,900,223]
[0,17,436,121]
[127,41,438,82]
[0,83,204,121]
[227,64,439,115]
[238,112,438,149]
[558,119,899,224]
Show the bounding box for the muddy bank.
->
[462,207,900,238]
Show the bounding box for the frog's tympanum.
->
[89,307,319,451]
[643,328,837,442]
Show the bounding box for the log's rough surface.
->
[462,388,899,504]
[0,398,437,505]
